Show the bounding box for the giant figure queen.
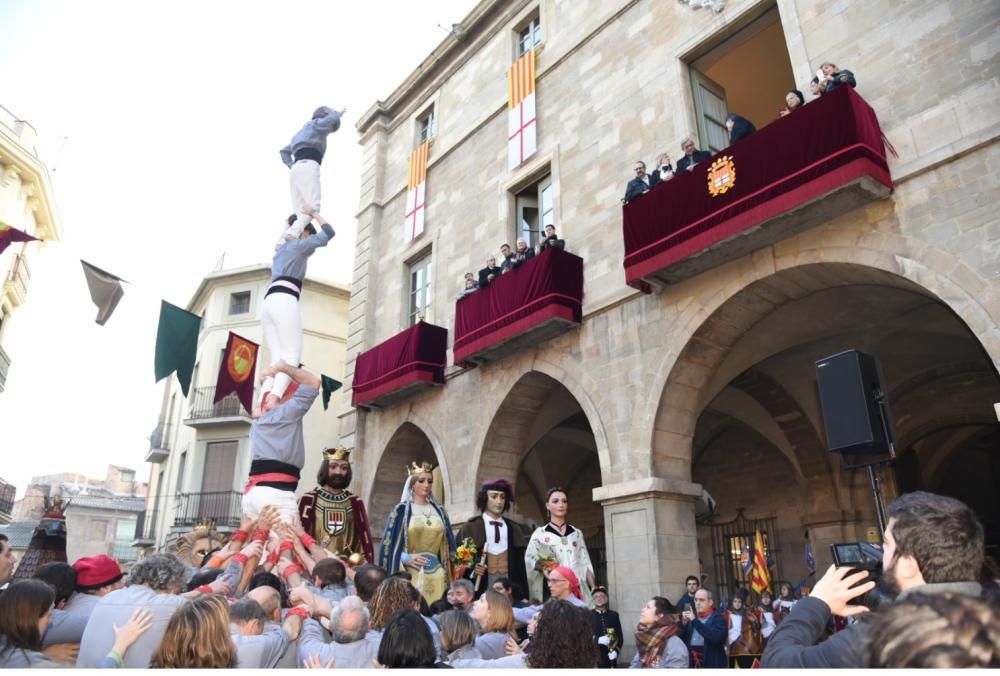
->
[378,462,457,604]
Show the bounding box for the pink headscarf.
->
[552,565,582,600]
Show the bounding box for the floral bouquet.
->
[534,541,559,573]
[453,537,478,579]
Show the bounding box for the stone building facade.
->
[337,0,1000,649]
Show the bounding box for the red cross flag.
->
[404,141,430,242]
[507,49,537,170]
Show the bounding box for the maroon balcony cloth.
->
[622,86,893,288]
[454,246,583,365]
[351,321,448,407]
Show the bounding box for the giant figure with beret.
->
[456,479,528,599]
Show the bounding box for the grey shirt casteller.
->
[249,383,319,470]
[299,618,379,668]
[280,109,342,167]
[77,584,187,668]
[271,224,334,283]
[42,606,91,647]
[475,631,510,660]
[232,622,290,668]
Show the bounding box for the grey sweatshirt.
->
[280,109,342,167]
[249,383,319,469]
[271,224,334,283]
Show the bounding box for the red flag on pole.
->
[0,221,38,255]
[214,331,258,415]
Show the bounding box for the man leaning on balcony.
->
[624,160,652,203]
[243,360,321,524]
[676,137,711,173]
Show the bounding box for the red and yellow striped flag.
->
[404,141,430,241]
[506,49,537,170]
[750,528,771,595]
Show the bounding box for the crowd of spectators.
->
[623,61,858,204]
[0,489,995,669]
[458,225,566,298]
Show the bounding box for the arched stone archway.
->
[651,261,999,587]
[475,370,609,587]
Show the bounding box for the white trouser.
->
[260,291,302,399]
[289,158,321,231]
[242,485,298,524]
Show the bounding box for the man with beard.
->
[456,479,528,599]
[298,447,374,564]
[762,491,986,668]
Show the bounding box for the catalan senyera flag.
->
[214,331,259,415]
[750,528,771,595]
[0,220,37,256]
[404,141,430,242]
[507,48,537,170]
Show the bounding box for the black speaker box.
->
[815,349,895,455]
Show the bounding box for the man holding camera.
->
[762,491,986,668]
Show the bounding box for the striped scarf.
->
[634,617,679,667]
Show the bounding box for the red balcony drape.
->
[351,321,448,407]
[454,246,583,365]
[623,86,893,288]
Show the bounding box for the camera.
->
[829,542,889,609]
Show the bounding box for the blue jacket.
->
[681,610,727,668]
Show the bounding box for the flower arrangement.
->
[534,542,559,572]
[453,537,478,578]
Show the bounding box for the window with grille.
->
[229,291,251,315]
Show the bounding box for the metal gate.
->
[710,509,782,602]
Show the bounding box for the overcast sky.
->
[0,0,477,496]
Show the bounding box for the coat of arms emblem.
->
[707,155,736,196]
[327,509,347,535]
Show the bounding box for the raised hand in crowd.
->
[108,608,154,665]
[304,654,336,669]
[808,564,876,617]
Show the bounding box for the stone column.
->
[593,478,702,661]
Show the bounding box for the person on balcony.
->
[511,238,535,269]
[477,255,503,287]
[779,90,806,117]
[260,206,334,413]
[378,462,457,606]
[649,153,675,186]
[243,360,321,524]
[809,77,823,99]
[818,62,856,93]
[538,224,565,253]
[624,160,652,203]
[726,114,757,146]
[677,137,712,173]
[297,446,375,564]
[279,105,344,239]
[499,243,516,274]
[457,276,478,299]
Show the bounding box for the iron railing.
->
[133,509,157,543]
[187,387,249,420]
[173,491,242,529]
[0,479,14,519]
[6,254,30,301]
[0,345,10,393]
[149,422,173,451]
[710,509,783,602]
